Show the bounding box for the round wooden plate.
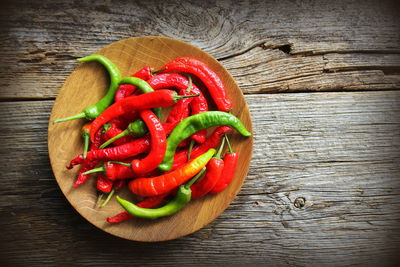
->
[48,36,253,242]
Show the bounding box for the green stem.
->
[152,67,166,75]
[174,94,199,101]
[100,189,115,208]
[96,194,103,207]
[102,123,112,134]
[109,161,132,167]
[185,167,206,188]
[83,134,89,159]
[186,75,192,92]
[215,137,225,159]
[53,112,86,124]
[187,139,195,161]
[99,129,129,149]
[82,166,105,175]
[224,134,233,153]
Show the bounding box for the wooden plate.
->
[48,36,253,242]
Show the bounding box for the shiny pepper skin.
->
[129,148,216,197]
[210,152,239,194]
[190,158,224,199]
[160,57,232,111]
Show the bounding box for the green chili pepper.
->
[99,77,162,149]
[116,167,206,220]
[53,54,122,123]
[158,111,251,172]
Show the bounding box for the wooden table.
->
[1,0,399,265]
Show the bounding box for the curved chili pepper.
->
[131,109,166,175]
[115,66,153,102]
[147,72,208,143]
[68,137,150,168]
[147,72,208,115]
[99,77,164,149]
[171,126,231,170]
[190,138,225,199]
[119,77,163,119]
[53,54,122,123]
[117,168,206,219]
[100,76,201,147]
[129,148,216,197]
[90,90,197,142]
[159,57,232,112]
[210,136,239,193]
[107,193,168,223]
[158,111,251,172]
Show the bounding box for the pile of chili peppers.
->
[55,54,251,222]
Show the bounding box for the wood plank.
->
[1,91,400,265]
[0,0,400,98]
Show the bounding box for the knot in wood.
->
[294,197,306,208]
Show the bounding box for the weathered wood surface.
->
[1,91,400,265]
[0,0,400,99]
[1,0,400,265]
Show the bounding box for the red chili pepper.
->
[147,73,208,143]
[210,136,239,194]
[106,193,167,223]
[171,126,232,171]
[131,109,166,175]
[162,89,193,135]
[190,138,225,199]
[67,137,150,168]
[73,161,98,188]
[97,173,113,193]
[83,161,136,180]
[159,57,232,111]
[115,66,153,102]
[72,126,103,187]
[90,89,195,142]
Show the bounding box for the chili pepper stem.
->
[224,134,233,153]
[185,167,206,188]
[187,139,195,161]
[82,166,105,175]
[100,129,129,149]
[102,123,112,133]
[96,194,104,207]
[215,137,226,160]
[174,94,199,101]
[100,189,115,208]
[83,134,89,159]
[109,161,132,167]
[53,112,86,124]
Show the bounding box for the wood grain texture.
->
[1,91,400,265]
[0,0,400,99]
[47,36,253,242]
[1,0,400,265]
